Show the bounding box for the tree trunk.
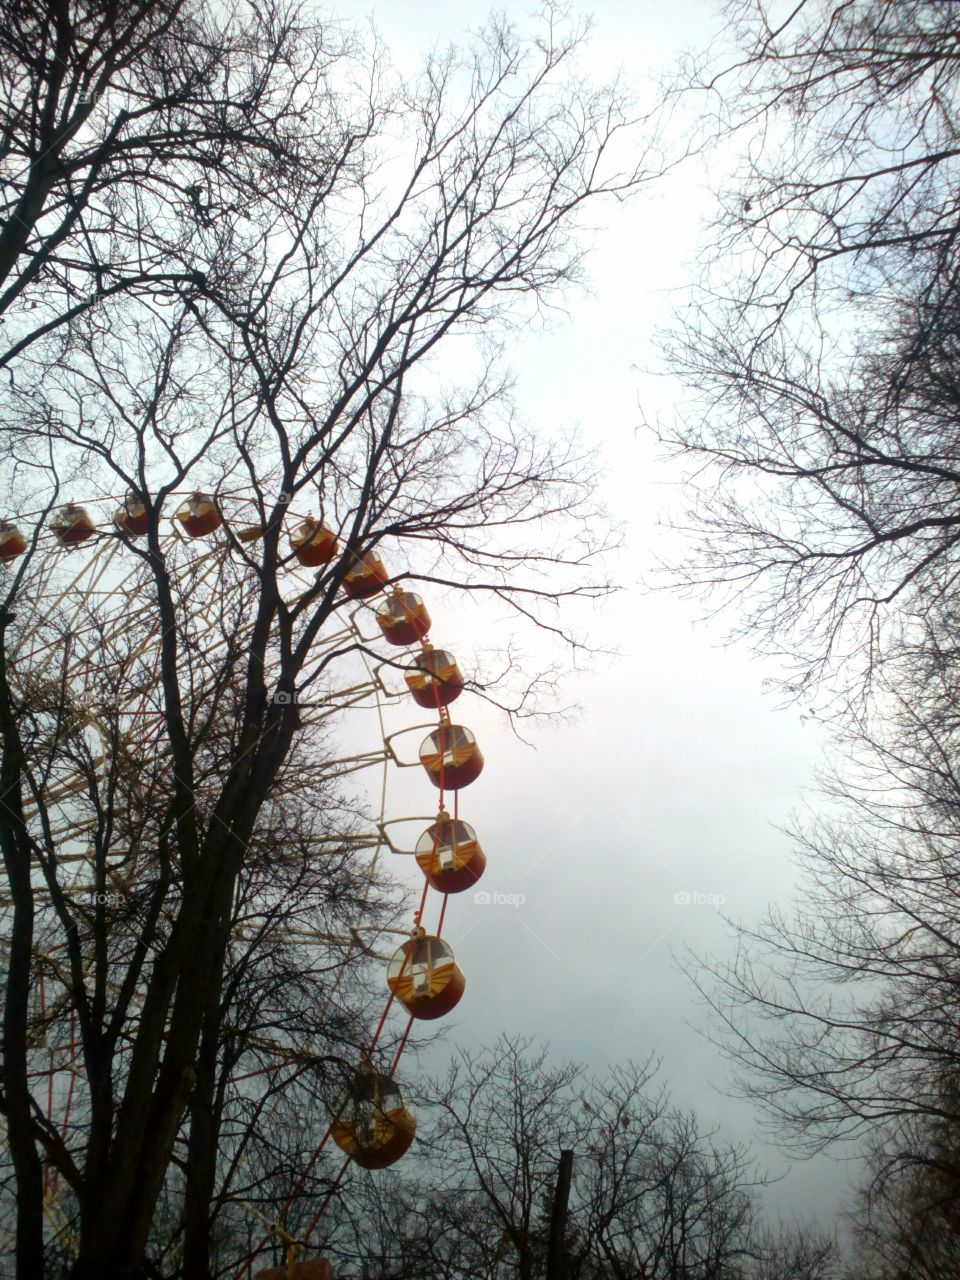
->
[182,980,228,1276]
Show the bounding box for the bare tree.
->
[656,0,960,700]
[651,8,960,1267]
[0,4,666,1276]
[748,1223,840,1280]
[301,1035,848,1280]
[848,1108,960,1280]
[0,0,355,365]
[684,600,960,1192]
[0,582,401,1277]
[401,1035,760,1280]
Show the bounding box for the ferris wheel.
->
[0,489,491,1275]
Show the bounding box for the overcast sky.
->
[341,0,852,1233]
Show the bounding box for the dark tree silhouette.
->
[657,0,960,700]
[656,9,960,1261]
[686,606,960,1194]
[0,3,667,1276]
[382,1036,759,1280]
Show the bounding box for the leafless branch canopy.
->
[0,4,668,1275]
[657,0,960,700]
